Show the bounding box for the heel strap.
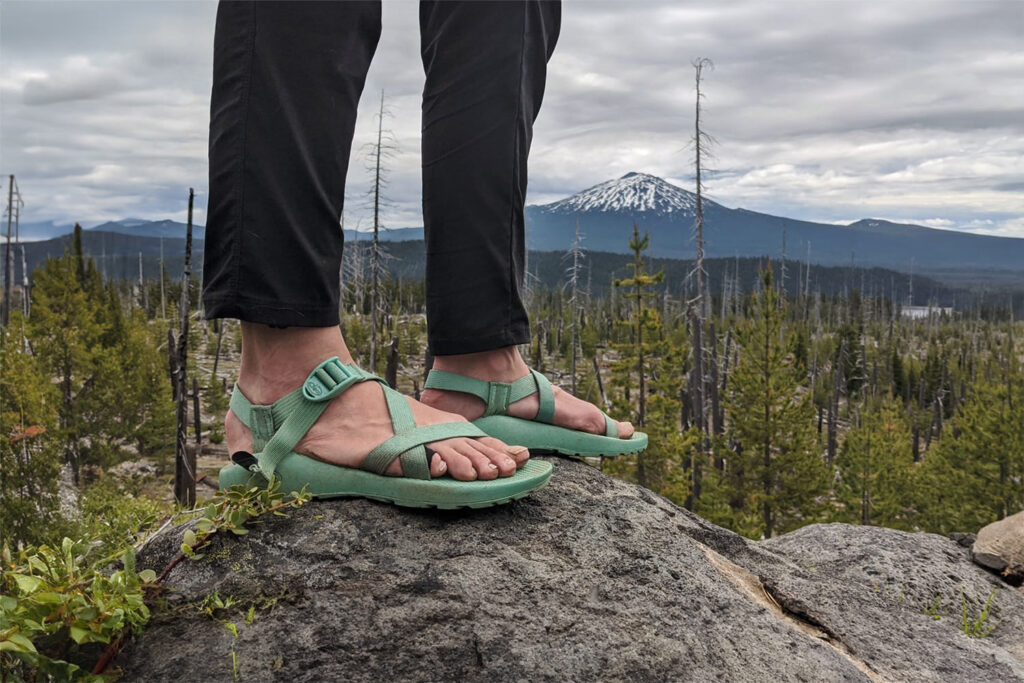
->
[424,368,556,423]
[231,360,375,450]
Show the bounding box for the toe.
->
[471,439,518,477]
[434,445,477,481]
[617,421,635,439]
[480,436,529,469]
[429,452,448,478]
[452,442,501,480]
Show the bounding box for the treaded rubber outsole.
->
[217,456,552,509]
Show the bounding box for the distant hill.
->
[343,227,424,242]
[87,218,205,241]
[16,230,204,284]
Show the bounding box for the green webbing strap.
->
[362,422,490,475]
[378,383,430,480]
[529,370,556,424]
[603,413,619,438]
[256,399,331,483]
[230,386,307,451]
[424,368,557,423]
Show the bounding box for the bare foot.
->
[226,324,529,481]
[420,346,635,438]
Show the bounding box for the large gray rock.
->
[120,459,1024,682]
[973,510,1024,579]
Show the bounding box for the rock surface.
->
[120,458,1024,682]
[973,510,1024,579]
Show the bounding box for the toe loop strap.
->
[603,413,618,438]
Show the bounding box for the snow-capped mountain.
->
[525,172,1024,272]
[539,172,708,216]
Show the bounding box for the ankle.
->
[238,323,354,403]
[432,346,529,383]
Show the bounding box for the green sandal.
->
[424,367,648,458]
[217,357,552,509]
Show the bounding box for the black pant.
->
[202,1,560,355]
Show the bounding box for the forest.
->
[1,219,1022,678]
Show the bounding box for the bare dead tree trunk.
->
[212,320,224,379]
[385,336,399,389]
[708,320,721,436]
[718,327,732,437]
[2,175,18,329]
[138,251,146,311]
[174,189,196,508]
[193,376,202,445]
[592,356,609,410]
[827,340,844,466]
[692,58,712,321]
[689,58,714,445]
[20,243,30,318]
[369,93,384,372]
[689,307,705,433]
[567,219,584,395]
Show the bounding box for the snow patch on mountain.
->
[536,172,707,216]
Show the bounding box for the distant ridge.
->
[13,172,1023,275]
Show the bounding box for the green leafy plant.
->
[0,539,155,680]
[199,592,239,618]
[962,589,998,638]
[180,480,312,559]
[2,481,310,681]
[925,595,943,620]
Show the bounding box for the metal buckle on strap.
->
[302,357,361,402]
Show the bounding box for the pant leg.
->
[203,1,381,327]
[420,0,561,355]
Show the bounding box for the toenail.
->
[504,458,515,467]
[438,460,447,473]
[507,446,528,454]
[488,463,498,470]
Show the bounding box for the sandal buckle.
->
[302,357,360,402]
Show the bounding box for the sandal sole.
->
[473,415,648,458]
[218,456,552,509]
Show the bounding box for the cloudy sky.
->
[2,0,1022,239]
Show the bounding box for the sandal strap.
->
[230,360,376,451]
[230,357,467,483]
[424,368,556,423]
[603,413,619,438]
[361,421,489,476]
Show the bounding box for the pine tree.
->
[612,224,665,428]
[0,318,64,545]
[833,397,915,529]
[608,224,673,492]
[725,263,827,538]
[914,375,1024,533]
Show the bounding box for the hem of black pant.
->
[203,295,339,328]
[429,325,531,356]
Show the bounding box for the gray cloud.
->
[1,0,1021,240]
